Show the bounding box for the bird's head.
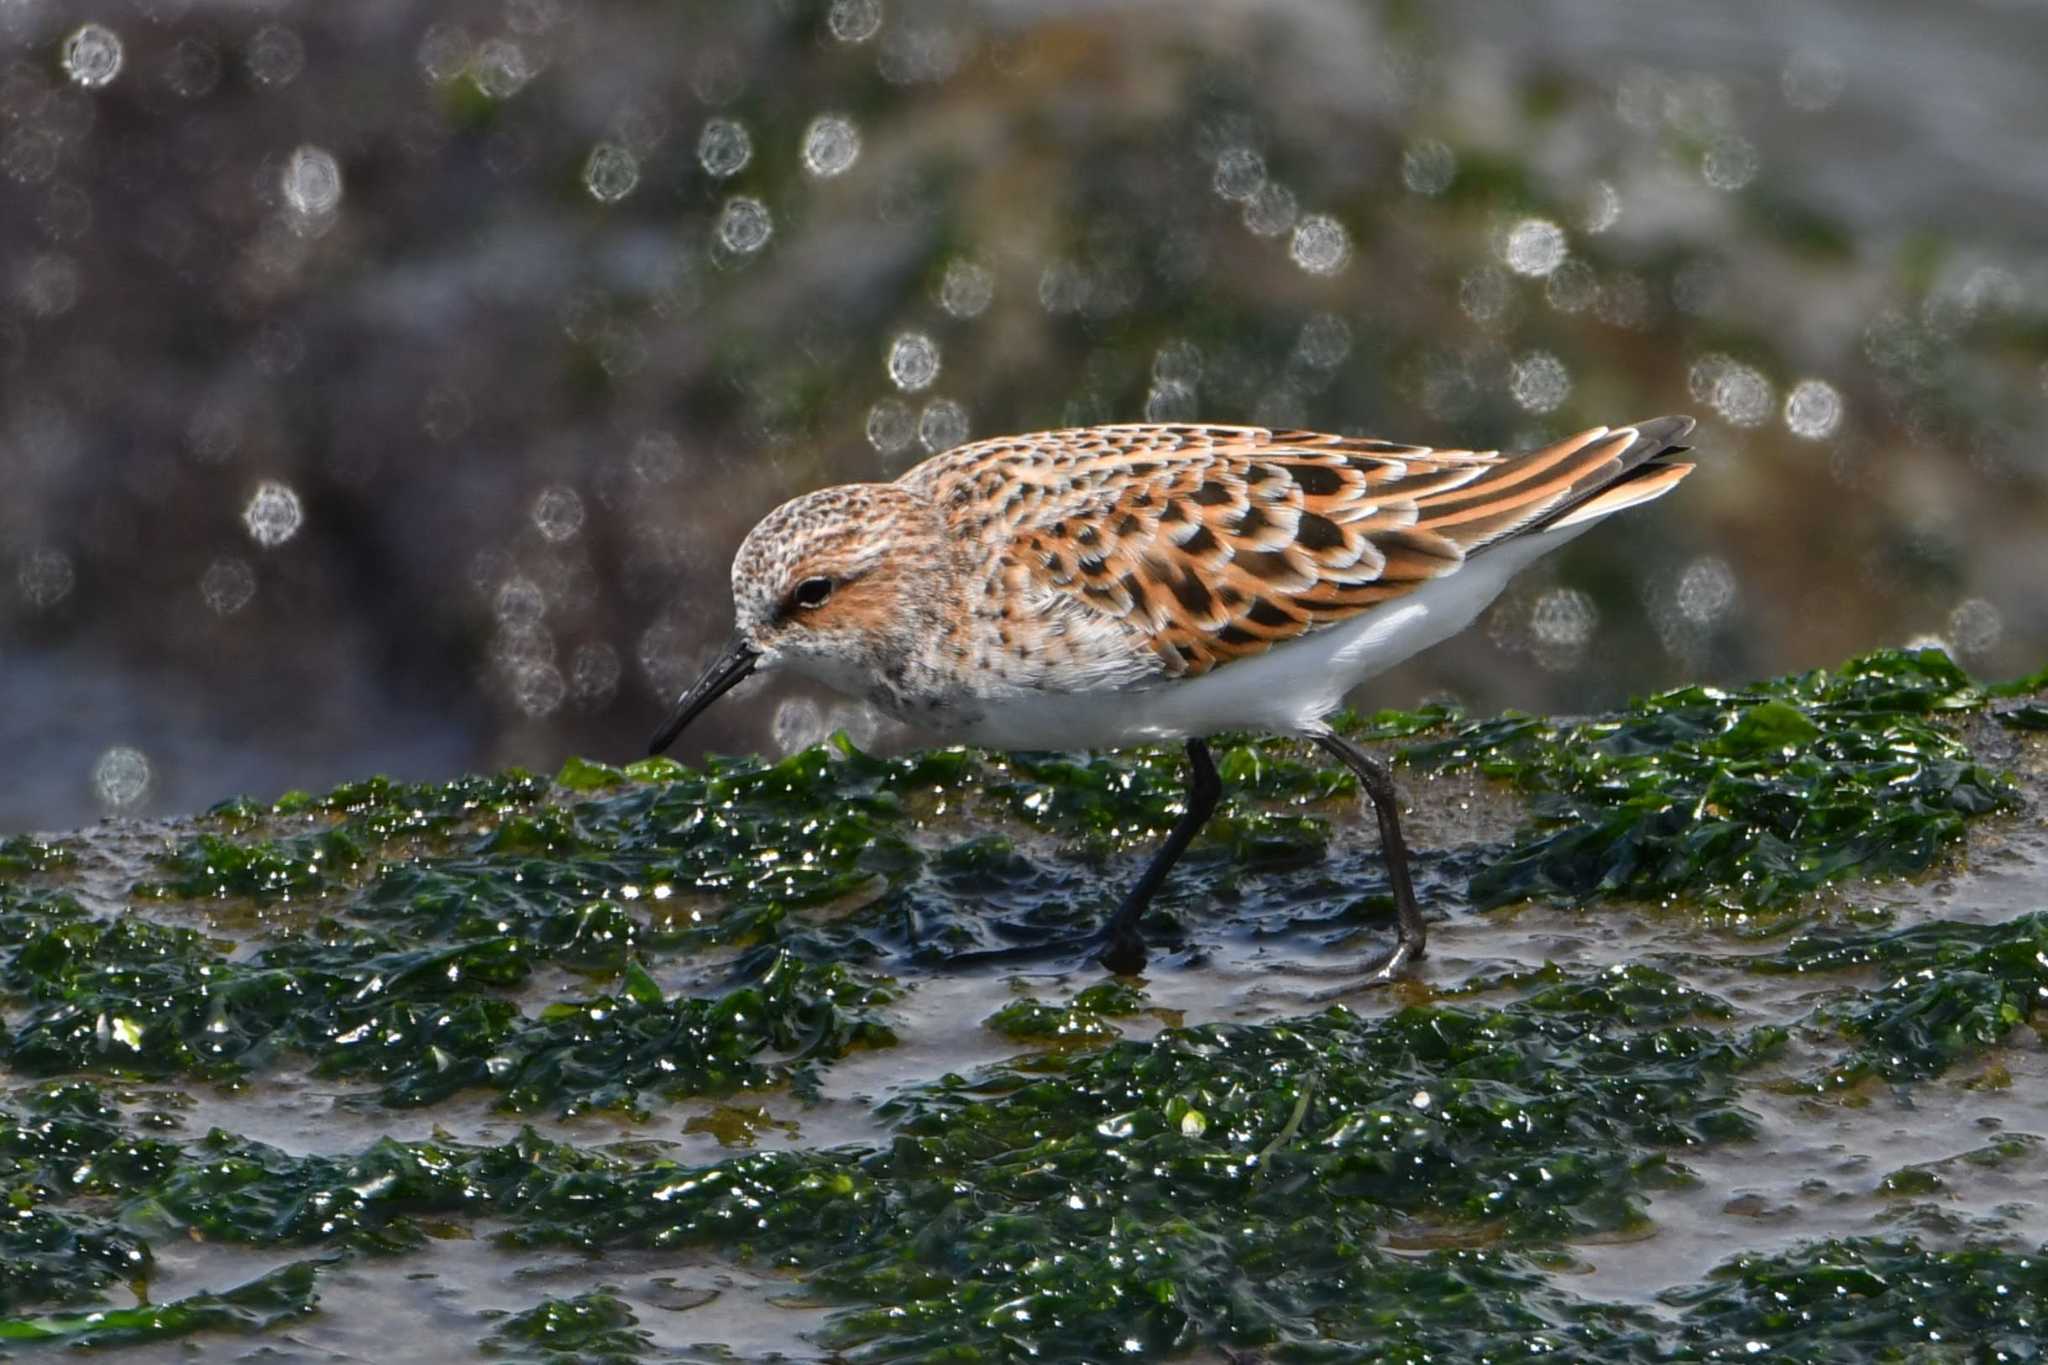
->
[647,482,941,754]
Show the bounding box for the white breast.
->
[942,520,1595,750]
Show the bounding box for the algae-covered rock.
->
[0,649,2042,1360]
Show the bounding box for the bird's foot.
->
[1252,927,1426,1003]
[927,922,1165,976]
[1094,926,1149,976]
[1293,933,1424,1002]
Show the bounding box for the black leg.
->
[1094,738,1222,973]
[936,738,1221,974]
[1312,734,1426,984]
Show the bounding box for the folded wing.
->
[911,418,1695,681]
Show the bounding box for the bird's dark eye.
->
[791,576,834,609]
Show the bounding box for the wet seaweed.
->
[1398,648,2021,910]
[0,967,1767,1355]
[0,1260,324,1349]
[1761,911,2048,1084]
[0,1206,151,1318]
[0,648,2040,1357]
[983,980,1152,1048]
[482,1288,655,1362]
[1663,1236,2048,1361]
[1,890,897,1113]
[0,836,75,878]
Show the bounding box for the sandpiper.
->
[651,418,1698,984]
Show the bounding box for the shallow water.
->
[3,653,2041,1360]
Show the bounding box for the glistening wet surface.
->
[1,648,2043,1360]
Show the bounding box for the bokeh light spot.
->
[163,39,222,99]
[495,576,547,630]
[1675,556,1737,626]
[1530,587,1598,671]
[1289,214,1350,275]
[18,254,80,318]
[698,117,753,178]
[18,547,76,609]
[62,23,124,88]
[200,557,256,616]
[1690,354,1773,427]
[1782,52,1847,112]
[416,24,472,84]
[1783,379,1843,439]
[1458,265,1513,326]
[631,431,684,484]
[93,746,150,810]
[801,114,861,178]
[828,0,883,44]
[571,641,622,709]
[532,485,586,542]
[1503,219,1567,276]
[472,39,534,99]
[918,397,969,453]
[1144,380,1198,422]
[938,259,994,318]
[1947,598,2002,657]
[1400,139,1455,196]
[866,398,916,461]
[1509,351,1571,413]
[1293,314,1351,370]
[1584,181,1621,234]
[715,196,773,254]
[1211,146,1265,202]
[1545,259,1599,314]
[509,660,566,718]
[1702,135,1760,191]
[886,331,940,392]
[281,145,343,219]
[773,696,827,755]
[242,480,305,548]
[582,143,639,202]
[1036,261,1090,315]
[1242,182,1298,237]
[246,25,305,88]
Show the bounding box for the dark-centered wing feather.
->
[907,419,1695,679]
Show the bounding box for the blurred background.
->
[4,0,2045,830]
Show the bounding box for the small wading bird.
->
[651,417,1697,987]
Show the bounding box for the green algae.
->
[2,954,2023,1360]
[1396,648,2020,911]
[42,648,2025,964]
[482,1288,655,1362]
[983,980,1152,1048]
[1878,1134,2044,1202]
[2000,700,2048,731]
[152,772,560,903]
[0,895,895,1113]
[142,828,355,901]
[0,647,2042,1358]
[0,1259,324,1349]
[784,988,1760,1357]
[2,971,1769,1353]
[1760,911,2048,1086]
[0,1205,150,1317]
[1663,1237,2048,1361]
[0,837,73,877]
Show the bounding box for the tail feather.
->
[1530,414,1698,533]
[1544,459,1695,529]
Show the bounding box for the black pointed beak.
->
[647,635,759,755]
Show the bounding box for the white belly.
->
[941,521,1593,749]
